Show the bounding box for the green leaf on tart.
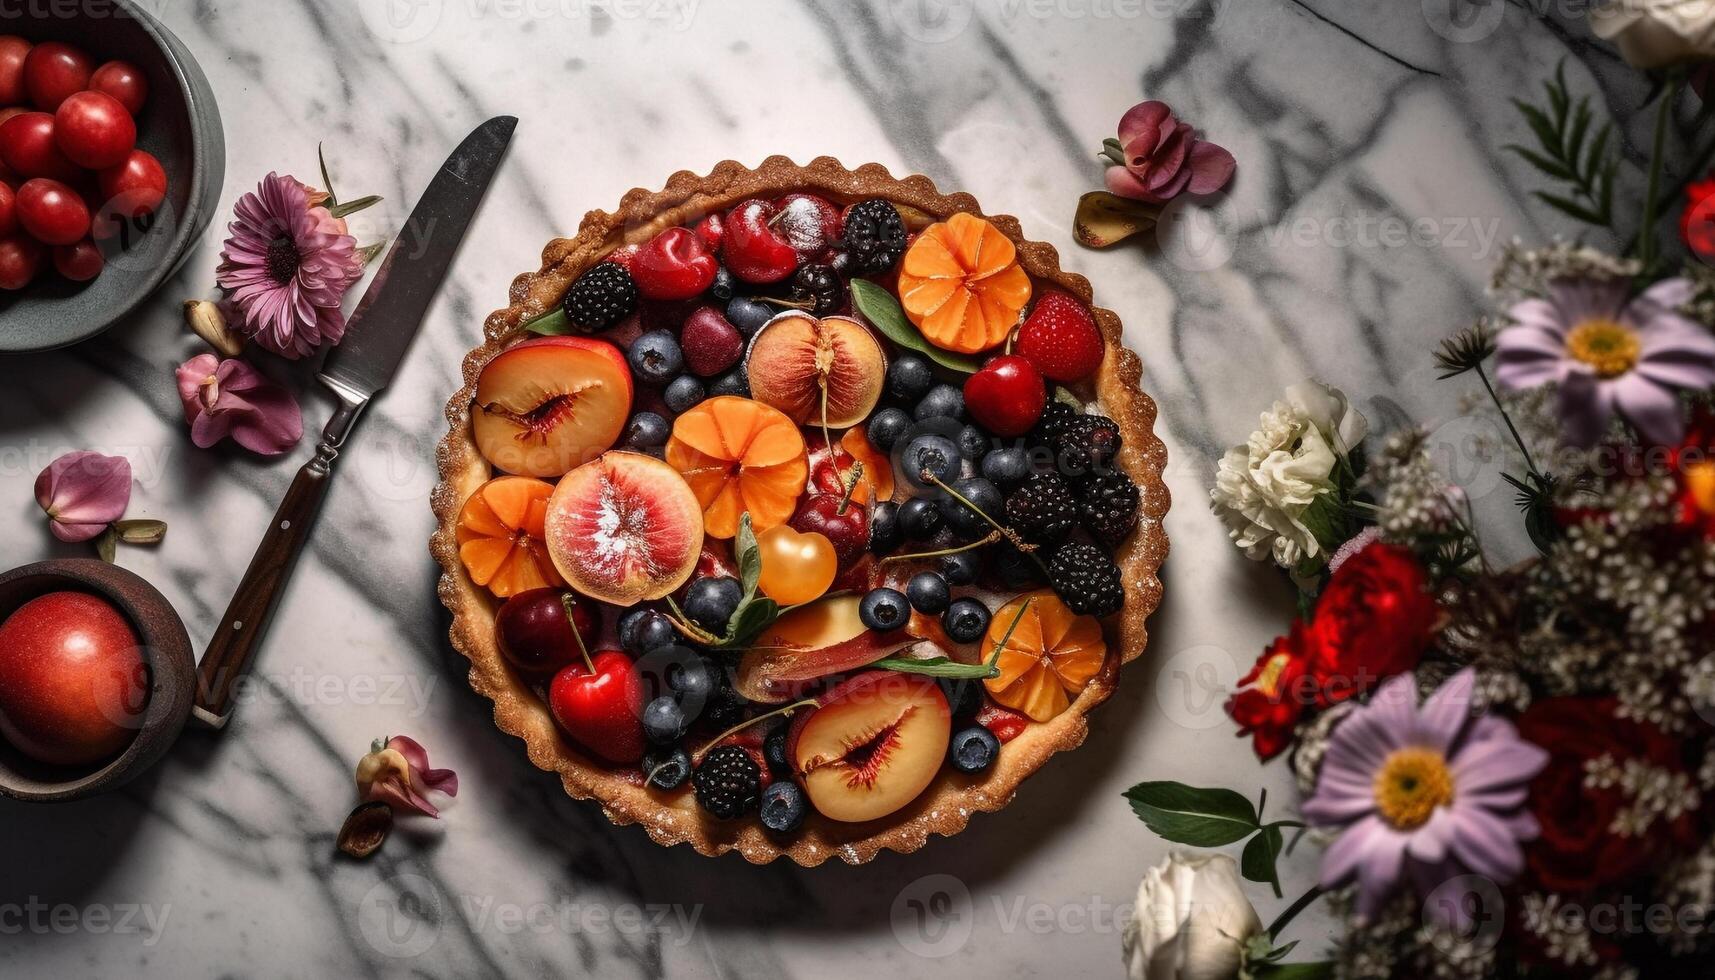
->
[849,278,982,374]
[1123,781,1260,846]
[870,655,999,679]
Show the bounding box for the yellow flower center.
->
[1687,461,1715,517]
[1565,318,1640,378]
[1373,747,1454,830]
[1255,651,1290,698]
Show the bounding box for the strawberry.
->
[1016,292,1103,383]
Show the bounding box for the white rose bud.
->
[1590,0,1715,69]
[1122,853,1263,980]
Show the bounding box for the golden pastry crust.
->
[431,157,1170,865]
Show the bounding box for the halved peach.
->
[544,451,704,606]
[472,336,633,478]
[456,476,566,598]
[745,313,885,428]
[787,670,951,823]
[734,595,921,703]
[664,395,808,539]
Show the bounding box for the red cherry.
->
[15,178,89,245]
[495,588,599,676]
[604,242,641,272]
[22,41,92,112]
[52,238,103,282]
[549,650,646,765]
[963,354,1047,437]
[721,198,799,284]
[1016,292,1104,383]
[630,226,718,301]
[772,192,842,257]
[88,60,149,116]
[55,90,135,169]
[96,148,166,219]
[0,36,30,106]
[0,111,78,182]
[693,211,724,253]
[0,233,43,290]
[790,493,871,570]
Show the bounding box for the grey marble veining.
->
[0,1,1689,976]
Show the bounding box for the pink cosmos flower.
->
[34,451,132,542]
[1104,100,1236,204]
[1303,669,1547,927]
[216,172,365,360]
[175,354,303,456]
[355,735,459,818]
[1496,277,1715,446]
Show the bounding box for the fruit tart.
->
[432,157,1168,865]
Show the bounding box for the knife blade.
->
[191,116,517,730]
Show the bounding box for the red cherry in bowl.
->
[0,591,148,767]
[964,354,1047,437]
[549,650,646,765]
[495,588,600,677]
[722,198,799,284]
[630,226,718,301]
[0,111,78,182]
[22,41,92,112]
[15,178,90,246]
[54,90,136,170]
[790,493,871,570]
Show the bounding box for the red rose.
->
[1516,697,1701,894]
[1670,410,1715,538]
[1228,542,1436,760]
[1682,174,1715,263]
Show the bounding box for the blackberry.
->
[561,262,637,332]
[839,199,908,275]
[1054,414,1121,477]
[1005,473,1078,546]
[1048,543,1124,617]
[1030,401,1078,445]
[790,263,844,315]
[692,745,760,820]
[1081,471,1140,549]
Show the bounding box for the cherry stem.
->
[760,296,816,311]
[917,470,1048,572]
[837,461,864,515]
[691,698,820,765]
[561,593,595,673]
[662,596,722,647]
[880,530,1001,564]
[985,596,1034,670]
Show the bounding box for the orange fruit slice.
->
[981,589,1106,722]
[665,395,809,539]
[898,212,1033,355]
[456,476,566,597]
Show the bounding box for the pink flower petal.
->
[1104,166,1155,201]
[1611,372,1686,445]
[35,451,131,542]
[176,355,304,456]
[1185,139,1236,195]
[1116,100,1173,149]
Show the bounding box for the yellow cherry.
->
[756,524,837,606]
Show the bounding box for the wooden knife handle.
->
[192,397,365,729]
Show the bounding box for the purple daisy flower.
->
[1302,669,1547,927]
[216,173,364,360]
[1495,276,1715,446]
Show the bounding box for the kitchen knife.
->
[191,116,517,729]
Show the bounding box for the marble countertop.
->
[0,1,1686,976]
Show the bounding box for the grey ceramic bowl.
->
[0,0,225,354]
[0,559,195,802]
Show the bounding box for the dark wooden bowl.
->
[0,559,194,802]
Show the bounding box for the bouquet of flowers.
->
[1122,11,1715,980]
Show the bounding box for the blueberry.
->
[628,330,684,385]
[703,682,749,728]
[708,366,751,398]
[866,407,913,452]
[914,383,964,422]
[942,598,991,644]
[937,478,1002,539]
[887,353,934,403]
[763,725,792,775]
[643,695,686,744]
[906,572,950,614]
[900,433,962,491]
[709,266,737,301]
[957,424,989,460]
[663,375,706,414]
[623,411,671,450]
[980,445,1032,486]
[667,654,715,703]
[939,550,978,586]
[643,746,691,789]
[759,780,808,834]
[899,497,943,541]
[621,609,677,655]
[859,587,911,631]
[939,678,983,721]
[684,576,743,634]
[725,295,774,336]
[948,725,1000,773]
[869,500,903,555]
